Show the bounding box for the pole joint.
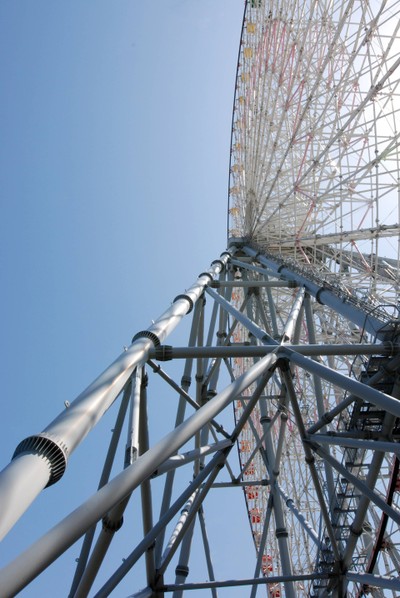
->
[198,272,213,284]
[132,330,161,347]
[175,564,189,578]
[154,346,173,361]
[102,514,124,533]
[173,294,194,314]
[12,433,68,487]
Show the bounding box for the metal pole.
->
[151,343,393,360]
[253,286,274,337]
[43,260,229,453]
[69,381,132,596]
[210,280,296,288]
[304,293,337,514]
[280,364,341,561]
[283,347,400,420]
[250,495,273,598]
[157,455,227,579]
[281,287,305,342]
[229,257,280,279]
[307,353,400,434]
[73,371,143,597]
[312,444,400,527]
[240,244,393,339]
[346,572,400,592]
[161,491,198,573]
[125,368,142,466]
[275,483,325,549]
[0,256,229,540]
[168,360,278,597]
[209,481,270,489]
[205,286,275,344]
[138,371,156,589]
[158,572,332,592]
[154,441,232,477]
[0,453,51,541]
[0,351,277,597]
[260,400,296,598]
[172,521,196,598]
[309,434,400,456]
[147,360,229,439]
[154,294,204,568]
[96,451,227,598]
[197,507,218,598]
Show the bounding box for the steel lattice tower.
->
[2,1,400,596]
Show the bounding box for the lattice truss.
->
[224,0,400,595]
[1,243,400,597]
[228,0,400,307]
[228,245,400,597]
[2,1,400,597]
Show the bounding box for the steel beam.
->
[147,359,229,439]
[154,294,206,568]
[281,287,305,343]
[310,434,400,456]
[69,381,132,595]
[312,444,400,528]
[156,572,332,592]
[0,351,277,597]
[0,256,230,540]
[304,293,337,514]
[211,481,270,488]
[260,400,296,598]
[284,348,400,420]
[280,365,341,561]
[73,370,143,598]
[275,483,324,550]
[151,343,394,360]
[346,572,400,592]
[157,462,222,581]
[210,280,296,288]
[229,257,280,279]
[96,450,226,597]
[239,243,395,339]
[154,441,232,477]
[205,286,275,344]
[250,495,273,598]
[197,507,217,598]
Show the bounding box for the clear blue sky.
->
[0,1,254,596]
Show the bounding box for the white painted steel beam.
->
[0,351,277,597]
[0,255,229,542]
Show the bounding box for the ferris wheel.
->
[1,1,400,596]
[228,0,400,596]
[229,0,400,291]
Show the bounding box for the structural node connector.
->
[173,294,194,314]
[211,259,224,269]
[198,272,213,284]
[154,345,173,361]
[132,330,161,347]
[12,434,68,487]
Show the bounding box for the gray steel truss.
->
[1,243,400,596]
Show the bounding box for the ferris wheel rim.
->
[226,2,400,595]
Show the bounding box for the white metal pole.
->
[0,351,277,597]
[0,256,229,541]
[0,453,51,540]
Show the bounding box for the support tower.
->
[2,1,400,596]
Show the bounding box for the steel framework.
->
[2,0,400,596]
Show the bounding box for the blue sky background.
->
[0,1,259,596]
